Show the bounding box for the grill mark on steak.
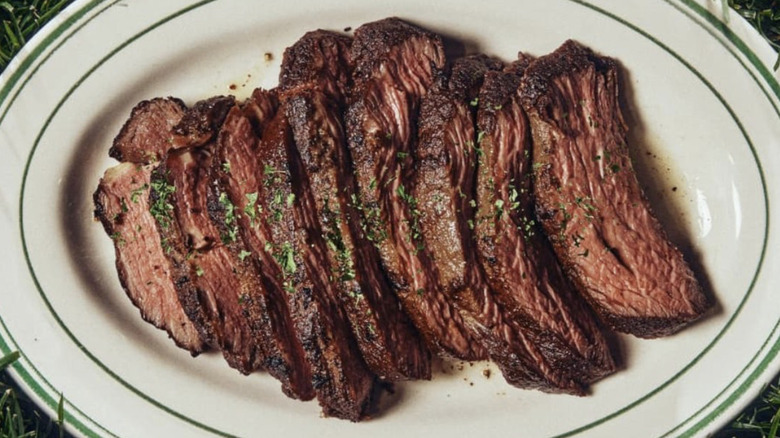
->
[520,40,711,338]
[109,97,186,163]
[94,163,206,354]
[346,17,486,360]
[256,95,378,421]
[473,59,617,392]
[280,30,431,381]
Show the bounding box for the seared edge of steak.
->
[346,17,486,360]
[214,98,316,400]
[93,163,206,354]
[172,96,236,147]
[109,97,186,163]
[520,40,710,338]
[473,60,616,392]
[257,100,378,421]
[280,30,353,101]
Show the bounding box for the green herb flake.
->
[244,192,260,224]
[218,192,239,244]
[238,250,252,261]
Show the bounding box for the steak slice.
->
[472,59,617,392]
[109,97,186,163]
[255,95,378,421]
[520,40,710,338]
[94,163,205,354]
[346,17,486,360]
[213,97,315,400]
[280,30,430,381]
[149,96,280,374]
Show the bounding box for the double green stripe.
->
[1,0,777,436]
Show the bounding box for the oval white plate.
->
[1,0,779,436]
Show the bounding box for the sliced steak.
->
[109,97,186,163]
[149,96,278,374]
[520,40,710,338]
[94,163,205,354]
[213,97,315,400]
[255,94,378,421]
[413,55,501,313]
[280,30,431,381]
[346,17,485,360]
[472,59,617,392]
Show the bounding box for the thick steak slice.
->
[109,97,186,163]
[256,97,378,421]
[473,60,617,392]
[213,97,315,401]
[520,40,710,338]
[94,163,205,354]
[346,17,486,360]
[280,30,430,381]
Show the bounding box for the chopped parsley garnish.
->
[322,199,356,283]
[218,192,239,244]
[149,177,176,242]
[244,192,260,225]
[396,184,424,251]
[238,250,252,261]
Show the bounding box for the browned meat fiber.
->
[93,17,711,422]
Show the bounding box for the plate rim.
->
[1,0,779,437]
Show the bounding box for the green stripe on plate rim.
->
[15,4,240,437]
[659,2,780,435]
[0,2,119,437]
[2,0,776,437]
